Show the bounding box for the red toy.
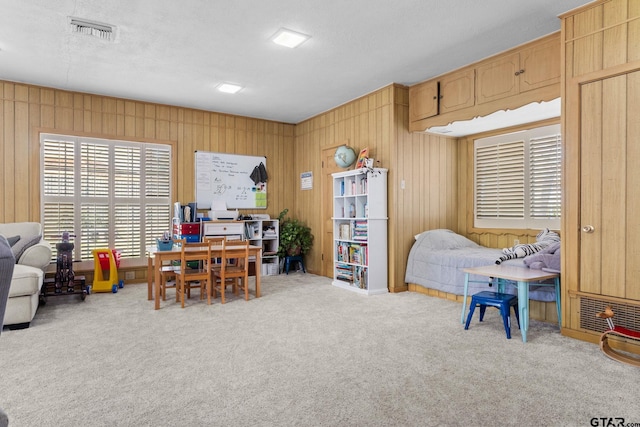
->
[596,306,640,367]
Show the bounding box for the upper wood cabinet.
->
[409,80,439,122]
[475,53,520,104]
[408,32,561,132]
[476,38,560,104]
[439,68,475,114]
[408,68,475,123]
[519,37,561,92]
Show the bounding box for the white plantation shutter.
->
[474,124,561,229]
[144,146,172,248]
[529,133,562,219]
[41,134,172,261]
[145,147,171,197]
[43,139,74,196]
[114,204,141,258]
[80,203,110,260]
[475,140,525,219]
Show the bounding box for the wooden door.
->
[321,145,347,278]
[439,68,475,113]
[409,80,439,122]
[579,70,640,301]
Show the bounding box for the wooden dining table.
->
[146,243,262,309]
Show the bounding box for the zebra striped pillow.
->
[495,228,560,265]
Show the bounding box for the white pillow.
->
[415,229,480,250]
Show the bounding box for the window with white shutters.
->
[41,134,172,262]
[474,124,561,229]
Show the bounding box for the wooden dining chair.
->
[212,239,250,303]
[159,263,177,301]
[158,239,179,301]
[203,236,226,296]
[174,239,213,308]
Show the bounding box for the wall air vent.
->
[69,18,114,41]
[580,296,640,333]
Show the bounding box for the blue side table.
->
[284,255,306,274]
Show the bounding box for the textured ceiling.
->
[0,0,590,124]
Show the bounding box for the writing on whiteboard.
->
[195,151,267,209]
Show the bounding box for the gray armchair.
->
[0,235,15,427]
[0,235,15,333]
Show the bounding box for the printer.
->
[208,200,239,221]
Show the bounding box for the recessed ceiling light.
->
[217,83,243,94]
[271,28,310,48]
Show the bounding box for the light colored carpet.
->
[1,273,639,427]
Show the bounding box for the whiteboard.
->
[195,151,267,209]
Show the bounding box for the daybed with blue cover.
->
[404,229,557,302]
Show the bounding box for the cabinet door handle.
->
[582,225,595,233]
[514,69,525,76]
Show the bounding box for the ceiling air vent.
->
[69,18,114,41]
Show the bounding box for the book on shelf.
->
[335,262,354,281]
[359,176,367,194]
[339,223,351,240]
[351,220,368,241]
[354,266,367,289]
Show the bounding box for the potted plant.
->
[277,209,314,257]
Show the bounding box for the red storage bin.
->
[180,223,201,235]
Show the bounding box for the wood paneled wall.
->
[295,85,459,292]
[0,76,562,316]
[295,86,395,281]
[0,81,295,226]
[392,88,459,292]
[0,79,461,294]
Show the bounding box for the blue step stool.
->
[464,291,520,339]
[284,255,306,275]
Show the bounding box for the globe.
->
[334,145,356,168]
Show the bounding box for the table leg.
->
[555,276,561,328]
[461,273,470,324]
[147,255,153,301]
[517,280,530,343]
[255,251,261,298]
[154,256,161,310]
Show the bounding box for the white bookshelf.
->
[332,168,388,295]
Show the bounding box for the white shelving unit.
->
[332,167,388,295]
[201,219,280,276]
[244,219,279,276]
